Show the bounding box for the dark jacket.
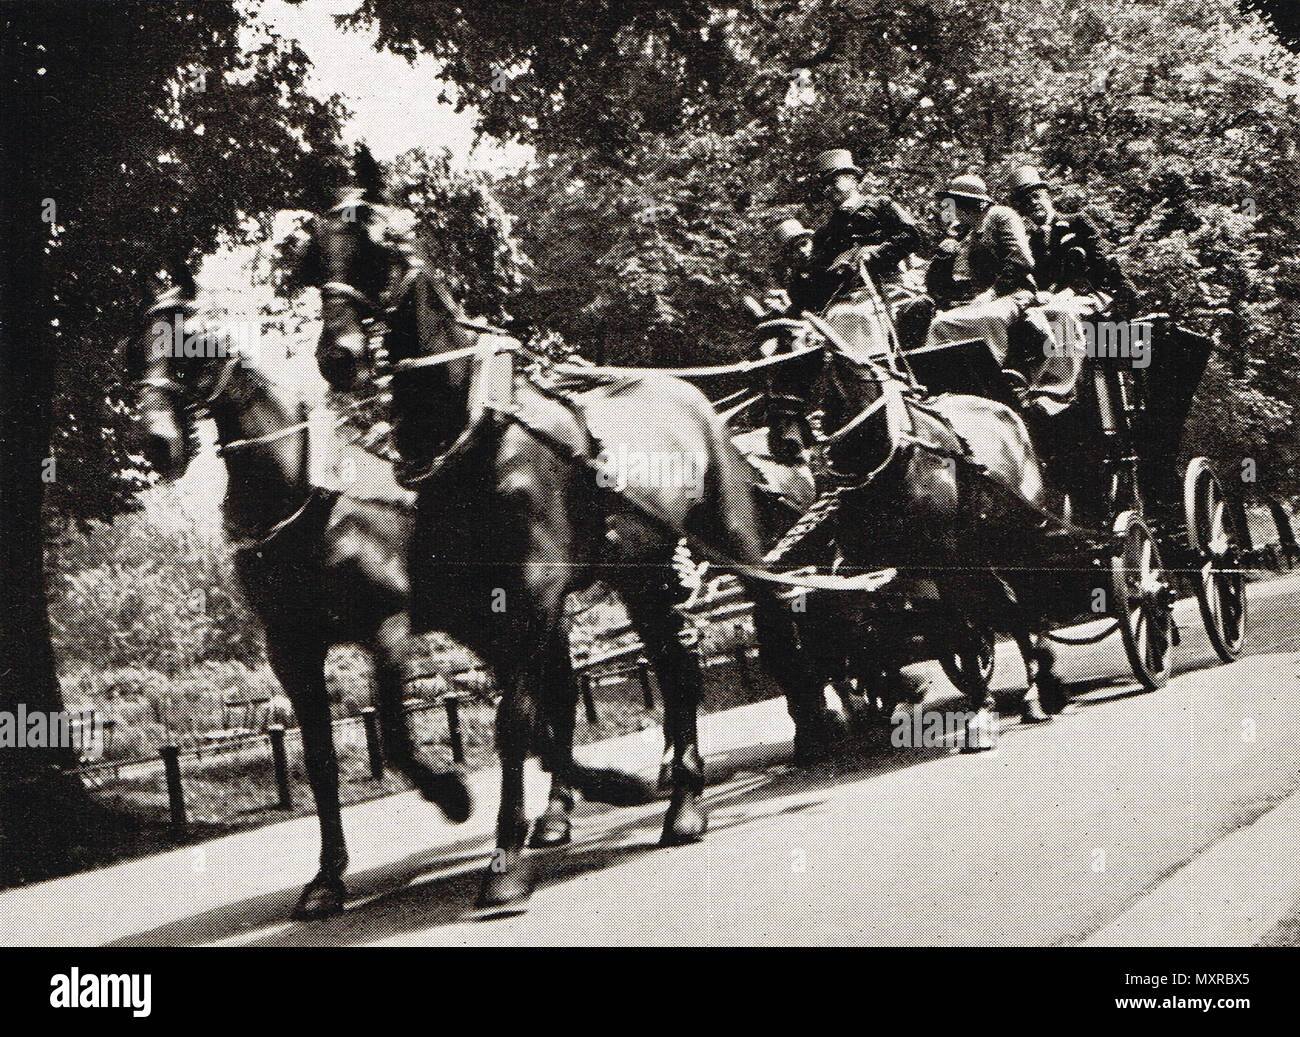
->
[926,204,1036,308]
[810,195,924,298]
[783,266,825,318]
[1026,211,1133,300]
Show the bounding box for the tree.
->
[347,0,1300,492]
[1,0,344,882]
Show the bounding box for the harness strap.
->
[391,339,508,373]
[226,488,325,553]
[488,401,895,595]
[217,420,309,456]
[544,344,825,381]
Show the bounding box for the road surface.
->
[2,574,1299,946]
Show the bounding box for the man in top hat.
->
[924,172,1050,369]
[807,148,924,310]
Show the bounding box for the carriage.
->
[297,168,1300,912]
[729,292,1276,697]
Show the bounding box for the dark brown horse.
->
[758,286,1063,741]
[128,273,472,920]
[307,172,832,912]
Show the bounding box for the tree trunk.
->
[0,9,91,885]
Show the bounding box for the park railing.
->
[66,571,760,824]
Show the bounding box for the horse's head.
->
[126,265,225,480]
[307,148,483,462]
[304,186,401,390]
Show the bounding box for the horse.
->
[128,270,473,920]
[306,166,834,912]
[756,279,1065,742]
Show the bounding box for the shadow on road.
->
[110,584,1293,946]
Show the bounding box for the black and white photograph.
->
[2,0,1299,1009]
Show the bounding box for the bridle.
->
[134,299,305,459]
[134,297,242,412]
[318,199,511,346]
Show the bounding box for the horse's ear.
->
[353,143,387,204]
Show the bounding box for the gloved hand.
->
[763,289,792,313]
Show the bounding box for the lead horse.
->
[306,161,834,912]
[128,268,472,919]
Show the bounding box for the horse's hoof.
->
[1038,676,1069,715]
[792,711,843,766]
[527,811,572,849]
[661,797,708,846]
[291,876,346,920]
[416,769,473,823]
[961,711,998,752]
[1020,698,1051,725]
[475,858,535,914]
[792,733,831,767]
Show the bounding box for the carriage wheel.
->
[939,622,996,698]
[1183,457,1246,662]
[1109,511,1174,690]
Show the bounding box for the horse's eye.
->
[760,338,778,357]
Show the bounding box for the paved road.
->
[3,574,1299,946]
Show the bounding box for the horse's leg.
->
[265,633,347,919]
[936,597,1004,753]
[477,533,574,909]
[750,583,841,764]
[476,648,539,910]
[620,575,708,846]
[1032,635,1068,714]
[528,636,578,849]
[372,612,472,822]
[1013,622,1051,725]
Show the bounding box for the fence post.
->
[444,696,465,765]
[734,622,752,688]
[581,671,598,725]
[637,658,655,711]
[160,745,186,825]
[360,706,383,779]
[268,725,292,810]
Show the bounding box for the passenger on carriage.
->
[923,172,1054,374]
[768,217,822,318]
[1008,165,1134,306]
[1004,165,1136,418]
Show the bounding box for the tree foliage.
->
[4,1,346,525]
[351,0,1300,491]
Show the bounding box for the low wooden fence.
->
[69,572,759,824]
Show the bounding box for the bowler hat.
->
[815,149,863,179]
[937,173,992,204]
[1008,165,1050,198]
[773,217,814,247]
